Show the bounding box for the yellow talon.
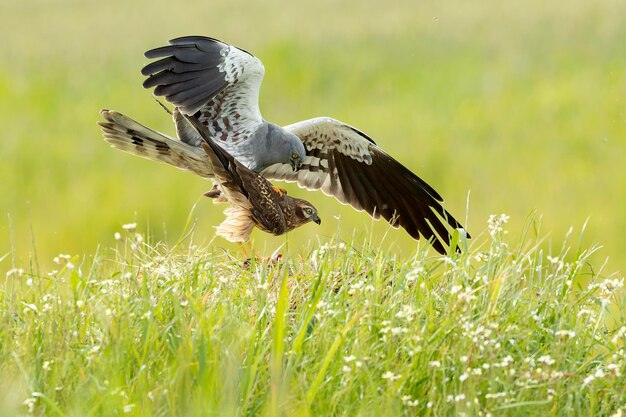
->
[272,185,287,197]
[237,241,254,258]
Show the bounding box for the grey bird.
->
[99,36,468,253]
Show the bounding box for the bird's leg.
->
[237,241,253,258]
[271,185,287,197]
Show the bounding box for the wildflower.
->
[607,363,622,377]
[42,361,53,371]
[342,365,352,373]
[381,371,401,381]
[547,256,559,265]
[22,303,38,313]
[123,404,135,413]
[344,355,356,363]
[6,268,24,278]
[582,374,595,387]
[122,223,137,231]
[555,330,576,339]
[406,266,424,282]
[460,372,469,382]
[75,300,84,309]
[538,355,555,366]
[114,232,122,240]
[429,360,442,368]
[488,213,509,236]
[401,396,419,407]
[450,285,462,295]
[485,392,507,399]
[612,327,626,344]
[23,396,36,413]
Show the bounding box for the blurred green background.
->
[1,0,625,272]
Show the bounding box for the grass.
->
[1,216,625,416]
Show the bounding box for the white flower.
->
[547,256,559,264]
[612,327,626,344]
[114,232,122,240]
[582,374,595,387]
[6,268,24,278]
[607,363,622,377]
[122,223,137,231]
[123,404,135,413]
[23,396,36,413]
[344,355,356,363]
[538,355,555,366]
[555,330,576,339]
[459,373,468,382]
[485,392,507,399]
[429,360,441,368]
[488,213,510,236]
[381,371,401,381]
[342,365,352,373]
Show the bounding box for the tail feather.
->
[215,207,256,242]
[98,109,214,178]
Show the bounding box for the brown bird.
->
[185,116,321,243]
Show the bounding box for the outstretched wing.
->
[142,36,264,145]
[260,117,468,254]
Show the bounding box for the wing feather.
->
[261,117,468,253]
[142,36,264,145]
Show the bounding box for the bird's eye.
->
[304,208,313,215]
[291,153,300,159]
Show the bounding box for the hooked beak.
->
[313,215,321,225]
[290,158,301,172]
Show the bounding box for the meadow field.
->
[1,0,625,415]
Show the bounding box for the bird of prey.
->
[185,115,321,242]
[99,36,468,253]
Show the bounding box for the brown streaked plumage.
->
[188,116,321,242]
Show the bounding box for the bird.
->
[99,35,468,254]
[182,115,321,243]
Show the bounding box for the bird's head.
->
[288,139,306,172]
[294,200,321,226]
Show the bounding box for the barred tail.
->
[98,109,214,179]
